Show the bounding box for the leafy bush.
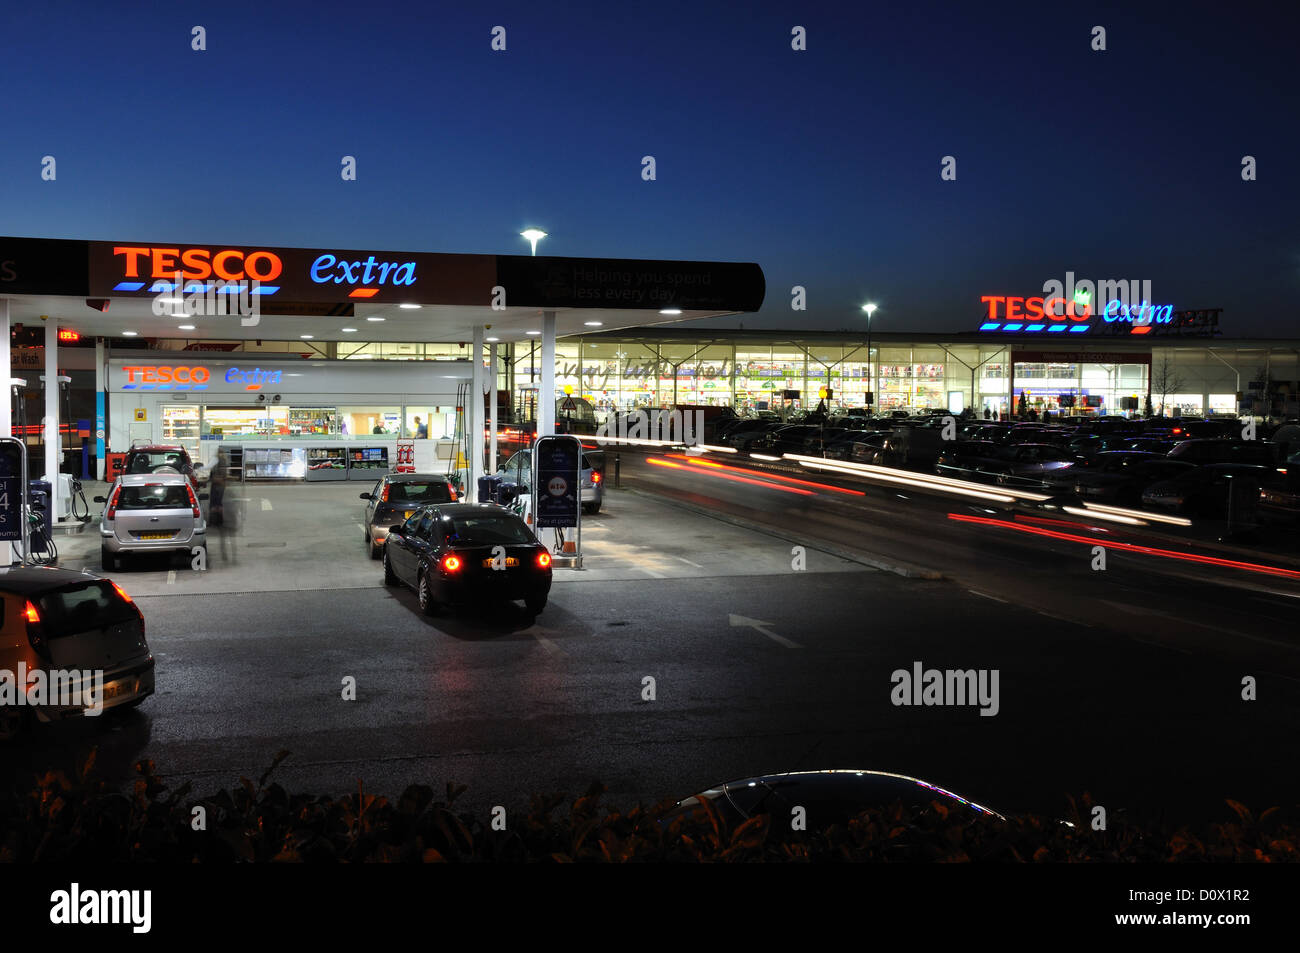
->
[1,752,1296,862]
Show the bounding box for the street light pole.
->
[861,303,878,413]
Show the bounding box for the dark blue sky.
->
[2,1,1296,336]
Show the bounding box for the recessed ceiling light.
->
[367,317,385,322]
[341,327,358,332]
[121,331,138,337]
[584,321,603,327]
[157,298,183,305]
[300,334,314,339]
[659,308,682,315]
[486,336,499,342]
[526,330,541,335]
[178,324,196,330]
[399,303,421,310]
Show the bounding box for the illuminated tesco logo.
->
[981,296,1091,322]
[113,247,283,282]
[121,365,211,390]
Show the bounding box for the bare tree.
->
[1151,354,1185,417]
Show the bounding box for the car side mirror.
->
[359,492,371,499]
[388,524,403,536]
[93,495,106,503]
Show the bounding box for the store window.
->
[338,405,403,436]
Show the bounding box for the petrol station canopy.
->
[0,236,766,341]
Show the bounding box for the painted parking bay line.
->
[728,613,802,648]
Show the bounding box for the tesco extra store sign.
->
[119,364,285,392]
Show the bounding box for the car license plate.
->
[403,510,414,519]
[137,531,174,540]
[483,557,519,567]
[102,679,132,701]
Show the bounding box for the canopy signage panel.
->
[496,255,765,311]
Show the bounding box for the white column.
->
[470,325,484,499]
[95,337,106,479]
[45,319,61,520]
[539,311,556,438]
[488,342,498,474]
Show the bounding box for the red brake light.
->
[442,554,462,572]
[537,552,551,568]
[380,484,390,503]
[24,600,45,657]
[591,471,602,484]
[187,483,201,518]
[105,484,122,520]
[110,581,134,604]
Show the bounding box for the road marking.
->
[167,570,176,585]
[261,499,273,511]
[967,589,1008,604]
[728,613,802,648]
[676,556,704,568]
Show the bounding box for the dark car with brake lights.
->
[382,503,553,616]
[0,567,154,740]
[360,473,458,558]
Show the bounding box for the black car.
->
[669,769,1003,835]
[1166,439,1278,466]
[382,503,552,616]
[1142,463,1278,517]
[1046,452,1195,506]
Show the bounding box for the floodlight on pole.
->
[861,303,878,412]
[520,229,547,256]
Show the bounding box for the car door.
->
[407,510,439,582]
[389,510,425,584]
[364,479,382,525]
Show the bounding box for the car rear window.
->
[36,581,138,637]
[126,451,189,473]
[447,515,532,546]
[582,452,605,471]
[389,482,452,504]
[117,484,192,509]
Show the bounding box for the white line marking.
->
[167,570,176,585]
[967,589,1008,603]
[533,635,564,655]
[676,556,704,568]
[261,498,273,511]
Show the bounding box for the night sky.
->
[1,1,1296,336]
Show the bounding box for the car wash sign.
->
[533,435,581,529]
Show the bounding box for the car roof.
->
[117,472,192,485]
[428,502,518,517]
[128,445,187,453]
[0,565,106,595]
[384,473,452,484]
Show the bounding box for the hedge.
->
[1,751,1296,862]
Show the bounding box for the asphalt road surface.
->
[6,476,1298,828]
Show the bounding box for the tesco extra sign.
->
[121,365,212,390]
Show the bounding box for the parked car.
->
[824,429,890,460]
[382,503,553,616]
[1045,452,1195,506]
[116,444,201,490]
[988,443,1081,486]
[1141,463,1276,517]
[0,566,154,739]
[497,447,605,514]
[668,769,1003,834]
[934,440,1005,479]
[361,473,458,559]
[1166,439,1278,466]
[1119,437,1178,455]
[95,473,207,570]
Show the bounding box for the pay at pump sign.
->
[0,441,23,542]
[534,435,581,528]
